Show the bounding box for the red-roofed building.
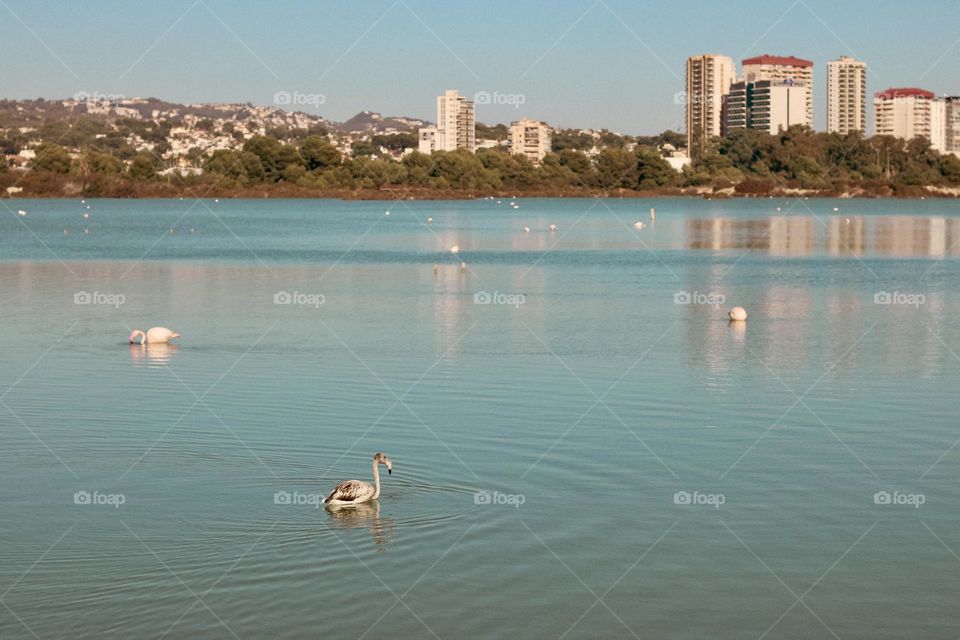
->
[874,88,935,101]
[742,55,814,126]
[742,55,813,68]
[874,87,946,151]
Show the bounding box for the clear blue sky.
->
[2,0,958,134]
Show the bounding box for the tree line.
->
[4,121,960,197]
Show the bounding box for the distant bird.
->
[460,261,466,273]
[426,217,433,223]
[384,211,391,216]
[549,224,558,232]
[129,327,181,344]
[833,207,839,212]
[523,226,530,233]
[83,212,89,219]
[17,210,26,217]
[84,228,89,235]
[214,199,220,203]
[634,221,645,229]
[450,245,460,254]
[325,453,393,505]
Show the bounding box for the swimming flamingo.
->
[324,453,393,505]
[129,327,181,344]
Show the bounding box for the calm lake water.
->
[1,197,959,639]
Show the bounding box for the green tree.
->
[31,144,72,173]
[129,151,159,180]
[300,135,341,170]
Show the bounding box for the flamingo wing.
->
[324,480,374,504]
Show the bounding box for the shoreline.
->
[4,186,960,200]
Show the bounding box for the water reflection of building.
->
[685,217,814,256]
[686,216,960,258]
[873,217,958,258]
[827,217,866,256]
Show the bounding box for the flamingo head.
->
[373,452,392,475]
[129,330,145,344]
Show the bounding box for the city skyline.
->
[2,0,959,134]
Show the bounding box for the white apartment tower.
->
[946,97,960,156]
[874,88,938,145]
[827,56,867,134]
[685,54,736,159]
[434,89,475,152]
[509,118,552,164]
[724,80,808,134]
[742,55,814,127]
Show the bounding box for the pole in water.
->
[650,207,655,221]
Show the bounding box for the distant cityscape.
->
[684,53,959,160]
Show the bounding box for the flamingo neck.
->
[372,461,381,500]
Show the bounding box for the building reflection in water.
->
[685,215,960,258]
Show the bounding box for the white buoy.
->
[549,224,557,232]
[450,245,460,254]
[728,307,748,321]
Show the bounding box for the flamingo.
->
[324,453,393,505]
[129,327,181,344]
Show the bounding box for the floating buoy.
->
[728,307,748,321]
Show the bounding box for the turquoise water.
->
[1,197,959,639]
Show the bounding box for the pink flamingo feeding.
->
[129,327,181,344]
